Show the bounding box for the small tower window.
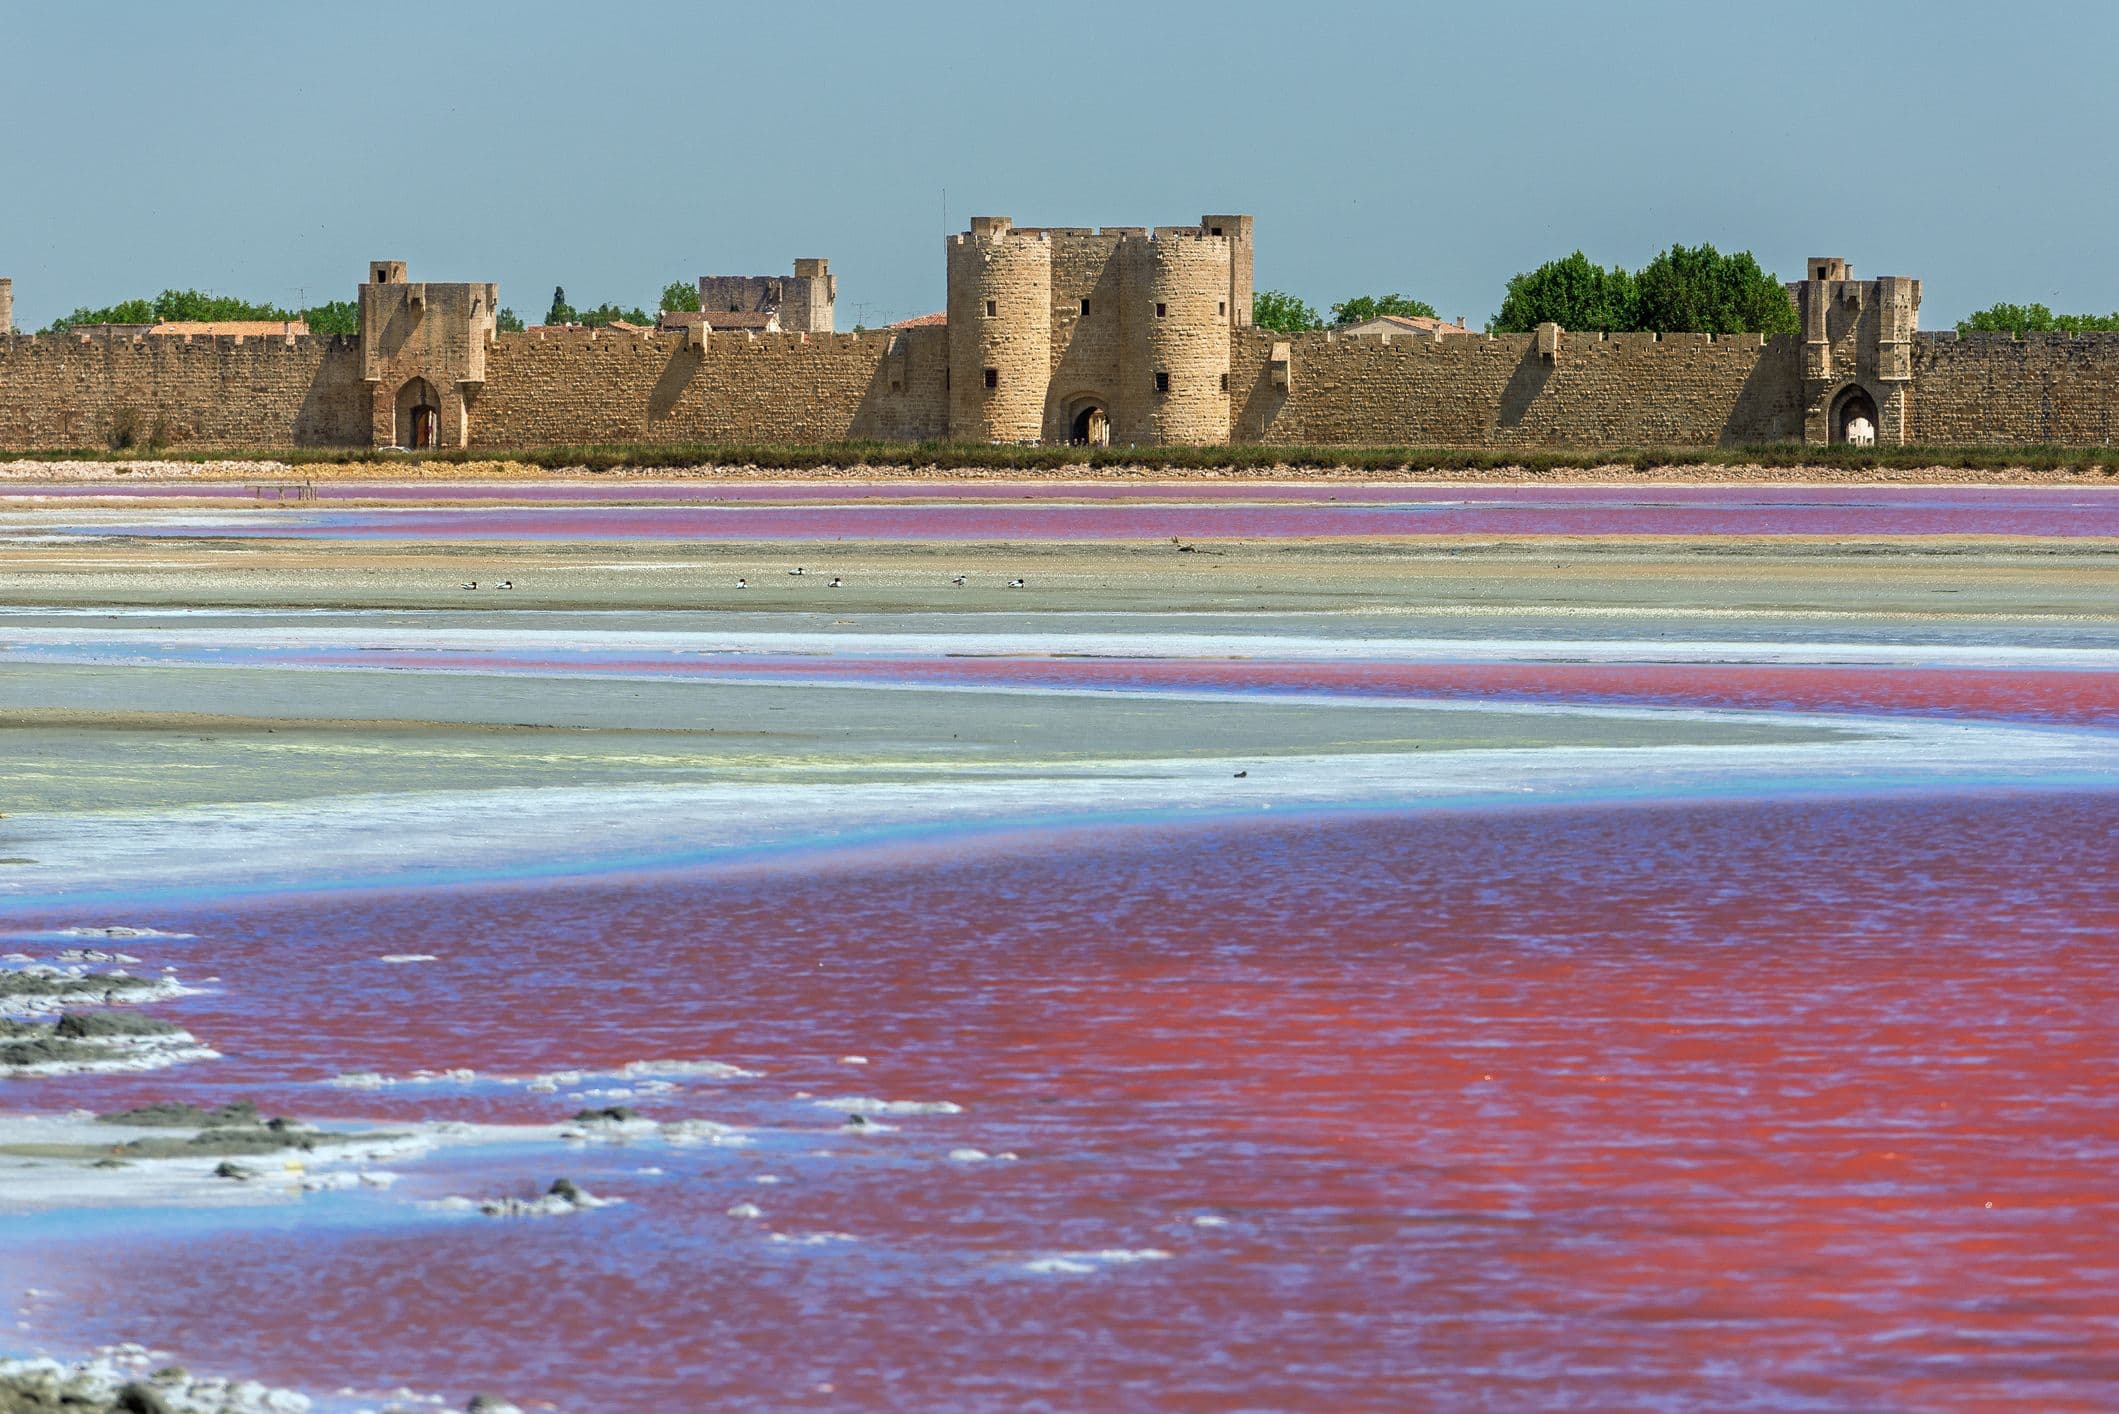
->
[1155,303,1167,318]
[1220,372,1229,392]
[984,367,998,389]
[1154,371,1170,393]
[985,299,996,317]
[1080,298,1091,316]
[1218,301,1227,316]
[1210,227,1223,236]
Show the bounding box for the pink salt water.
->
[5,789,2118,1410]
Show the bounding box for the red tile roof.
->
[1370,313,1472,336]
[888,311,947,329]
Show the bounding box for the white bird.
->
[1007,577,1025,589]
[460,581,477,590]
[735,578,748,589]
[496,579,514,590]
[951,575,966,586]
[789,567,806,576]
[829,576,843,588]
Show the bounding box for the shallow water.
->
[6,793,2119,1410]
[2,479,2117,1410]
[10,481,2119,538]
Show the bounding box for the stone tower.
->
[1795,257,1922,445]
[697,260,836,333]
[1115,228,1235,445]
[942,214,1251,445]
[0,278,12,336]
[1200,214,1254,329]
[947,217,1053,443]
[357,261,500,449]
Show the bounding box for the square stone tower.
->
[0,278,12,336]
[1795,257,1921,445]
[697,260,836,333]
[358,261,500,449]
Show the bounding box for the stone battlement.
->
[3,220,2118,452]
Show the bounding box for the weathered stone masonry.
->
[6,217,2119,451]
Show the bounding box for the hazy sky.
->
[5,1,2117,330]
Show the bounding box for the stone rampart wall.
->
[0,332,367,449]
[9,323,2119,451]
[468,327,950,448]
[1912,332,2119,446]
[1234,329,1804,447]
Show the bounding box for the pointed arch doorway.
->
[396,377,443,449]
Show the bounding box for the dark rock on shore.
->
[99,1100,263,1129]
[54,1012,178,1040]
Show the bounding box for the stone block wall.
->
[465,326,948,448]
[0,331,368,449]
[10,308,2119,453]
[1912,332,2119,445]
[1233,328,1803,447]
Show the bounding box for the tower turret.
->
[947,217,1052,443]
[1116,228,1233,445]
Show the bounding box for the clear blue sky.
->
[5,0,2116,331]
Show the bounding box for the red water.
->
[38,482,2119,538]
[9,790,2119,1409]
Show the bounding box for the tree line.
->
[1253,244,1800,336]
[44,268,2114,342]
[45,290,365,336]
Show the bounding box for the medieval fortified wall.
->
[5,218,2119,452]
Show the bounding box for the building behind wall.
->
[697,260,835,334]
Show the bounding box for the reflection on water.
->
[8,791,2119,1409]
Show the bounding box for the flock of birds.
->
[730,569,1025,590]
[463,573,1027,591]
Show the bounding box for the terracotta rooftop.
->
[150,319,308,337]
[888,311,947,329]
[657,310,709,330]
[703,310,779,331]
[1359,313,1472,336]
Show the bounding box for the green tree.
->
[150,290,296,323]
[1958,302,2119,335]
[300,300,359,336]
[576,302,653,328]
[660,280,701,314]
[1490,252,1639,333]
[545,286,577,326]
[1633,243,1798,336]
[1252,289,1323,332]
[47,297,156,332]
[1330,293,1438,326]
[47,289,301,332]
[496,307,525,333]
